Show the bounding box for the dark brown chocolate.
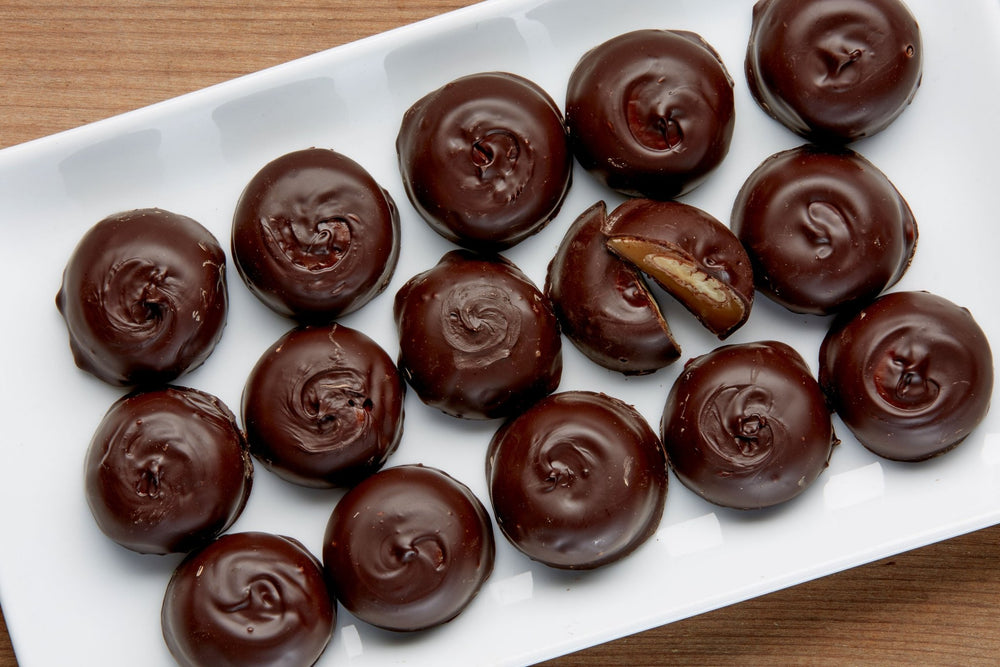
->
[162,531,335,667]
[487,391,668,569]
[56,208,228,386]
[242,323,405,488]
[396,71,572,250]
[322,464,495,632]
[393,250,562,420]
[231,147,400,321]
[746,0,923,143]
[661,341,836,510]
[84,386,253,554]
[819,291,993,461]
[565,29,735,199]
[545,201,680,375]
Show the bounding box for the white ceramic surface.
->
[1,1,999,665]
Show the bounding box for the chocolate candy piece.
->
[487,391,668,569]
[394,250,562,420]
[56,208,228,386]
[732,145,917,315]
[323,464,495,632]
[565,29,735,199]
[546,201,680,375]
[605,199,754,339]
[84,386,253,554]
[746,0,923,143]
[162,531,335,667]
[662,341,836,510]
[232,147,400,321]
[819,291,993,461]
[242,323,405,488]
[396,71,572,250]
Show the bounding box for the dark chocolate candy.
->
[396,71,572,250]
[819,291,993,461]
[746,0,922,143]
[56,208,228,386]
[323,464,495,632]
[487,391,668,570]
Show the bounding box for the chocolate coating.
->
[746,0,923,143]
[396,72,572,251]
[242,323,405,488]
[323,464,495,632]
[819,291,993,462]
[487,391,668,570]
[662,341,836,510]
[162,531,335,667]
[84,386,253,554]
[565,29,735,199]
[394,250,562,420]
[732,145,917,315]
[56,208,228,386]
[546,201,679,375]
[232,148,400,321]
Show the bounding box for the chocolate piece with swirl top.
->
[565,29,735,199]
[84,386,253,554]
[394,250,562,420]
[242,323,404,488]
[323,464,494,632]
[396,71,572,251]
[162,531,335,667]
[662,341,836,510]
[56,208,228,386]
[487,391,668,569]
[819,291,993,462]
[232,147,400,321]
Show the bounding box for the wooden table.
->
[2,2,999,665]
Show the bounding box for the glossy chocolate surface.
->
[662,341,836,510]
[546,201,679,375]
[394,250,562,420]
[605,199,754,339]
[84,386,253,554]
[232,147,400,321]
[56,208,228,386]
[396,71,572,250]
[565,29,735,199]
[819,291,993,461]
[162,531,335,667]
[242,323,405,488]
[746,0,923,143]
[487,391,668,570]
[323,464,495,632]
[732,145,917,315]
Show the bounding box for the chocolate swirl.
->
[699,384,782,471]
[442,282,522,368]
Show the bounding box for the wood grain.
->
[3,2,1000,665]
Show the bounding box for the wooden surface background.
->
[3,1,1000,665]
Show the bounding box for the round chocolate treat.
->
[56,208,228,386]
[604,199,754,339]
[394,250,562,420]
[487,391,668,569]
[565,29,735,199]
[819,291,993,462]
[162,531,335,667]
[732,145,917,316]
[323,464,495,632]
[546,201,680,375]
[396,71,572,251]
[242,323,404,488]
[84,386,253,555]
[746,0,922,143]
[662,341,836,510]
[232,147,400,321]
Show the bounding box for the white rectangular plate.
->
[2,1,999,665]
